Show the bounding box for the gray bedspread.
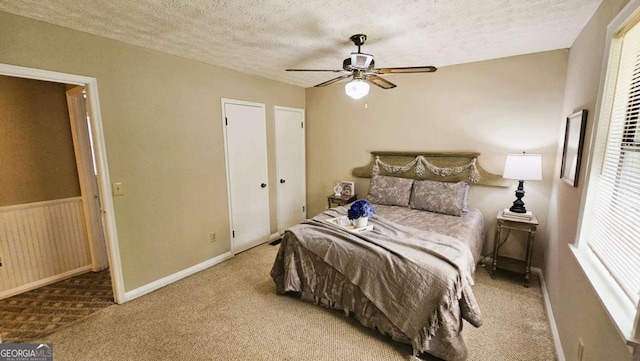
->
[271,206,483,361]
[373,205,485,263]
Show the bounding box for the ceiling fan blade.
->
[286,68,345,72]
[375,66,437,74]
[314,74,352,87]
[366,75,396,89]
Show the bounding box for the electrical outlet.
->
[577,338,584,361]
[209,233,217,243]
[112,182,124,196]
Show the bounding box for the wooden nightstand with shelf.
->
[327,194,357,208]
[491,209,539,287]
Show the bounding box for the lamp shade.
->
[345,79,370,99]
[503,153,542,180]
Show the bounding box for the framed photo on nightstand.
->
[340,181,355,196]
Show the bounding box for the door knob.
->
[280,179,286,184]
[261,183,267,188]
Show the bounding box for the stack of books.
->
[502,208,533,220]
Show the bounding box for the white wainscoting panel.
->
[0,197,91,298]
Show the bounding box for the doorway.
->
[0,63,124,304]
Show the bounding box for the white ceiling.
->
[0,0,602,88]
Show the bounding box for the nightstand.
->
[491,209,539,287]
[327,194,357,208]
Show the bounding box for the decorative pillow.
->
[365,175,414,207]
[409,180,470,216]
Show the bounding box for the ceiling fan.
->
[286,34,437,99]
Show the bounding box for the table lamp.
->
[503,152,542,213]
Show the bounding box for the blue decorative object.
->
[347,200,376,220]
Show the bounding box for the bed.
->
[271,152,501,361]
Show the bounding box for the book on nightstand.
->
[502,208,533,220]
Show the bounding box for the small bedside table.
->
[491,209,539,287]
[327,194,357,208]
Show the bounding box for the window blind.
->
[587,21,640,306]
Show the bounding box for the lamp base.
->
[510,180,527,213]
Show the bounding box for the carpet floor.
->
[0,270,114,343]
[28,244,556,360]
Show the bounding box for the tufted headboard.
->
[351,151,509,187]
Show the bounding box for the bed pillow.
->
[365,175,414,207]
[409,180,470,216]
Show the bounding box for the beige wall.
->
[545,1,634,360]
[0,11,305,291]
[306,50,567,263]
[0,75,80,206]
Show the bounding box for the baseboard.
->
[0,265,92,300]
[124,251,232,302]
[532,267,566,361]
[269,232,282,242]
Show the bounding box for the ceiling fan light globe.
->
[345,80,370,99]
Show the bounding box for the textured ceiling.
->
[0,0,602,88]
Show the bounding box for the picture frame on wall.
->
[340,181,355,196]
[560,109,588,187]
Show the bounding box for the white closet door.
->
[275,106,306,232]
[222,99,270,254]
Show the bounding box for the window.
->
[574,2,640,346]
[588,21,640,307]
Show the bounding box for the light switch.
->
[112,182,124,196]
